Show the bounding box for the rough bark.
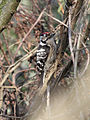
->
[0,0,21,33]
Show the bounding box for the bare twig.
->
[9,41,20,48]
[2,33,13,63]
[73,46,90,52]
[0,87,3,108]
[44,12,68,28]
[0,46,37,86]
[46,85,50,119]
[18,80,36,90]
[68,7,74,64]
[14,8,46,59]
[1,86,17,89]
[71,0,84,30]
[0,41,10,65]
[12,68,36,84]
[80,41,90,77]
[74,28,81,78]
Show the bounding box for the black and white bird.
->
[36,32,50,74]
[36,32,56,76]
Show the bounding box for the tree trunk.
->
[0,0,21,33]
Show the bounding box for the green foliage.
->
[0,0,7,10]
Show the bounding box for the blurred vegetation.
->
[0,0,89,119]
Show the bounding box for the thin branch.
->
[2,33,13,63]
[18,80,37,90]
[1,86,17,89]
[71,0,84,30]
[73,46,90,52]
[45,12,68,28]
[14,7,46,59]
[74,28,81,78]
[80,41,90,77]
[0,41,10,65]
[68,7,74,64]
[0,46,37,87]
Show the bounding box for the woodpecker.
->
[36,32,57,76]
[36,32,50,74]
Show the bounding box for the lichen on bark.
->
[0,0,21,33]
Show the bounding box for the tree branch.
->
[0,0,21,33]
